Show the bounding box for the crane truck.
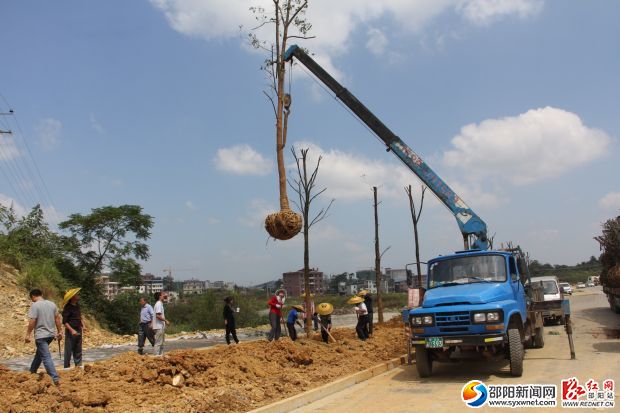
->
[284,45,574,378]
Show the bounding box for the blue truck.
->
[283,45,563,378]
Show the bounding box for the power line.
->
[0,92,55,210]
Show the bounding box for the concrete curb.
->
[247,355,406,413]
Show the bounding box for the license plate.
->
[426,337,444,348]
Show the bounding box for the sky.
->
[1,0,619,285]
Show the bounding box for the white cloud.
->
[442,107,612,185]
[0,135,20,161]
[89,113,105,135]
[599,192,620,211]
[185,200,196,210]
[290,141,426,201]
[36,117,62,150]
[214,144,273,176]
[238,198,275,228]
[366,28,388,55]
[458,0,544,26]
[150,0,544,71]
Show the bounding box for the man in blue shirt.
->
[137,297,155,355]
[286,305,305,341]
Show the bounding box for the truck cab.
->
[407,249,544,377]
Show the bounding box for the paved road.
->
[293,287,619,412]
[1,312,397,371]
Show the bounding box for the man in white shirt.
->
[355,301,369,341]
[152,292,170,355]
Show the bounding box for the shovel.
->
[57,337,62,360]
[320,324,337,343]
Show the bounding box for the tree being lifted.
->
[248,0,313,241]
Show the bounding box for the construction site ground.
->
[292,287,619,413]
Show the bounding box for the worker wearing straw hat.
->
[61,288,84,368]
[348,296,369,341]
[286,305,305,341]
[316,303,334,343]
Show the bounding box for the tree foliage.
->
[59,205,153,276]
[595,215,620,284]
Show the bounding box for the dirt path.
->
[292,287,619,412]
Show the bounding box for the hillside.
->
[0,263,131,360]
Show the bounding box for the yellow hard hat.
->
[357,290,369,297]
[62,288,81,308]
[347,296,364,304]
[299,292,315,298]
[316,302,334,316]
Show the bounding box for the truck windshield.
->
[428,255,507,288]
[542,281,559,295]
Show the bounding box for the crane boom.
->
[284,45,488,250]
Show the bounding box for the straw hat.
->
[62,288,81,308]
[316,302,334,316]
[347,296,364,305]
[299,292,314,298]
[357,290,369,297]
[291,305,305,312]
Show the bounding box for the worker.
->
[25,289,62,385]
[358,290,374,337]
[61,288,84,368]
[267,289,286,341]
[348,296,369,341]
[137,297,155,355]
[223,296,239,345]
[300,292,319,331]
[286,305,305,341]
[316,302,334,343]
[152,292,170,355]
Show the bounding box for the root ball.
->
[265,209,302,240]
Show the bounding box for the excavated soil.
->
[0,320,407,413]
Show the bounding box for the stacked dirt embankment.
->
[0,321,406,412]
[0,263,131,360]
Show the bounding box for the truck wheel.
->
[508,328,524,377]
[533,326,545,348]
[415,347,432,378]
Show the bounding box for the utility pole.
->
[373,186,384,323]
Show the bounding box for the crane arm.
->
[284,45,488,250]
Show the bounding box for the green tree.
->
[109,257,143,288]
[59,205,153,277]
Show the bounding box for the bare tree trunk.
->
[406,185,426,287]
[373,186,384,323]
[303,157,312,335]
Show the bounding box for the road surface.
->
[293,287,619,412]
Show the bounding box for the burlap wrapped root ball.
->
[265,209,302,240]
[607,264,620,287]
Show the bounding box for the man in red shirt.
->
[267,289,286,341]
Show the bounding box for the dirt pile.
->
[0,263,131,360]
[0,322,407,412]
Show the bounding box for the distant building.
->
[142,273,163,295]
[209,280,235,290]
[183,279,206,295]
[162,291,179,303]
[98,275,120,300]
[385,268,409,283]
[283,268,325,297]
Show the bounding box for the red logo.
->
[561,377,586,401]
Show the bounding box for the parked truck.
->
[284,44,573,378]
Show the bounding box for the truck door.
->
[509,256,527,318]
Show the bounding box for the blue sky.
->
[1,0,619,285]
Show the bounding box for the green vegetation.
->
[0,203,154,335]
[595,215,620,286]
[166,290,270,334]
[529,256,601,284]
